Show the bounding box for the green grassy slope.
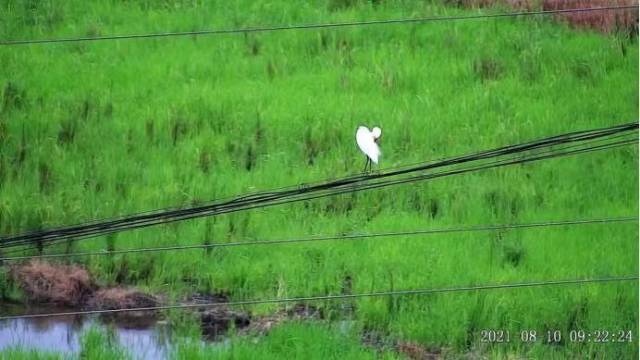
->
[0,0,638,358]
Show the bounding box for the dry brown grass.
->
[447,0,535,9]
[9,260,95,306]
[86,288,158,310]
[543,0,638,35]
[451,0,639,34]
[9,260,158,310]
[396,340,443,360]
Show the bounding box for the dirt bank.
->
[8,260,158,310]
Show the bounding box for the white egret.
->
[356,126,382,173]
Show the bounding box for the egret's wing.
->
[356,126,380,163]
[356,127,370,151]
[368,144,380,163]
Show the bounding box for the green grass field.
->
[0,0,638,358]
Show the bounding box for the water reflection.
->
[0,303,172,359]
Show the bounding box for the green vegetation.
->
[0,348,60,360]
[78,326,130,360]
[0,0,637,358]
[174,322,397,360]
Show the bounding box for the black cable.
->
[1,216,634,262]
[1,6,636,46]
[10,122,634,246]
[2,135,630,251]
[0,276,635,321]
[1,122,636,251]
[2,137,635,257]
[2,135,636,255]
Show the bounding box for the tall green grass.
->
[1,0,638,357]
[174,322,398,359]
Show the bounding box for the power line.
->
[1,122,637,252]
[2,138,636,258]
[11,128,633,254]
[1,216,635,262]
[1,5,636,46]
[0,276,635,321]
[0,139,631,254]
[2,124,635,249]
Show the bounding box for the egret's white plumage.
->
[356,126,381,164]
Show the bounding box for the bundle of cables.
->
[1,122,637,254]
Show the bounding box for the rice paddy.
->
[0,0,638,358]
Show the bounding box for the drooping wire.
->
[1,216,635,262]
[0,122,637,253]
[0,276,635,321]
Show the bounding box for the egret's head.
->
[371,126,382,139]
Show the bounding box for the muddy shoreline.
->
[3,261,440,359]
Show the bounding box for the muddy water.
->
[0,303,173,359]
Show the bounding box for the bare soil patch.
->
[362,329,448,360]
[200,307,251,340]
[87,288,158,310]
[188,291,325,340]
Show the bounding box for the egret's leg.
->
[363,156,370,173]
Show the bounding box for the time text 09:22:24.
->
[480,329,634,343]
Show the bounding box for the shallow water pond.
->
[0,303,172,359]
